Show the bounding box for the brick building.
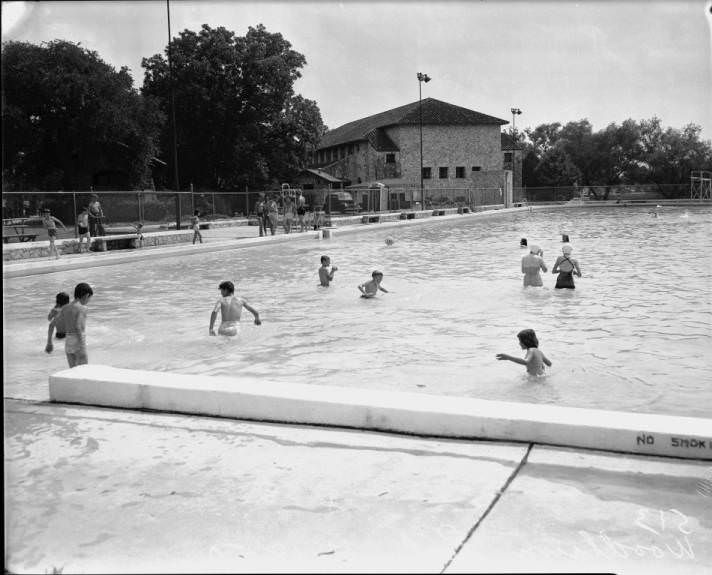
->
[304,98,512,193]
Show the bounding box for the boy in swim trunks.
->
[42,209,67,259]
[45,292,70,352]
[77,207,90,252]
[319,255,338,287]
[358,270,389,298]
[48,282,93,367]
[209,281,262,336]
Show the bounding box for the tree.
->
[534,146,581,187]
[2,40,164,191]
[141,24,326,190]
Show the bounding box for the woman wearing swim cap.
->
[521,244,547,287]
[552,244,582,289]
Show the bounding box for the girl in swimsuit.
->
[551,245,582,289]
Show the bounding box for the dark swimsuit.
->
[555,256,576,289]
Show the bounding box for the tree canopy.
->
[141,24,326,191]
[521,117,712,193]
[2,40,164,191]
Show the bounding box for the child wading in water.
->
[358,270,389,298]
[318,255,338,286]
[46,282,94,367]
[496,329,552,376]
[209,280,261,336]
[45,292,70,350]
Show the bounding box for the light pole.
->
[417,72,430,210]
[510,107,522,143]
[167,0,181,229]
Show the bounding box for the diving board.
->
[49,365,712,461]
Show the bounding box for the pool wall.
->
[49,364,712,461]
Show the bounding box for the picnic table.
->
[2,219,38,243]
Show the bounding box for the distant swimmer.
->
[385,236,395,246]
[551,244,582,289]
[209,280,261,336]
[496,328,552,376]
[650,205,662,218]
[319,255,338,287]
[521,244,547,287]
[358,270,389,298]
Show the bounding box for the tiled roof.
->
[365,128,399,152]
[300,168,346,183]
[319,98,508,150]
[501,132,523,151]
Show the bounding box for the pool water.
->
[3,206,711,418]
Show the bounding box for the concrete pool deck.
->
[5,398,711,574]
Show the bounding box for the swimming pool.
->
[3,205,711,418]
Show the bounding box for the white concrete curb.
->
[49,364,712,461]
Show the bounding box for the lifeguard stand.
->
[690,171,711,200]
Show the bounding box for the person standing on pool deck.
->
[358,270,389,298]
[51,282,94,367]
[319,255,339,286]
[191,210,203,244]
[209,281,262,336]
[267,195,279,236]
[521,244,547,287]
[88,194,105,237]
[496,328,551,376]
[551,244,582,289]
[45,292,70,352]
[42,209,67,259]
[77,206,91,252]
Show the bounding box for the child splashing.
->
[496,328,552,376]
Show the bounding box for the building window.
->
[386,153,396,164]
[439,167,448,179]
[455,166,465,178]
[356,143,360,152]
[504,152,513,163]
[471,166,481,172]
[348,144,354,155]
[422,167,432,179]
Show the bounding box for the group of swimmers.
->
[520,239,582,289]
[318,255,389,298]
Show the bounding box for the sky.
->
[2,0,712,140]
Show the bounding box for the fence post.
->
[72,192,78,238]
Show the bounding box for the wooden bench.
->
[457,207,471,214]
[361,215,381,224]
[92,233,143,251]
[432,210,446,216]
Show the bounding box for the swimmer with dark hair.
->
[46,283,94,366]
[45,292,70,352]
[358,270,389,298]
[209,280,261,336]
[496,328,552,376]
[319,255,338,287]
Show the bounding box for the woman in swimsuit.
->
[551,244,582,289]
[521,245,547,287]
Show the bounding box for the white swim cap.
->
[529,244,541,254]
[562,244,573,254]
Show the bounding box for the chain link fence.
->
[2,182,704,240]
